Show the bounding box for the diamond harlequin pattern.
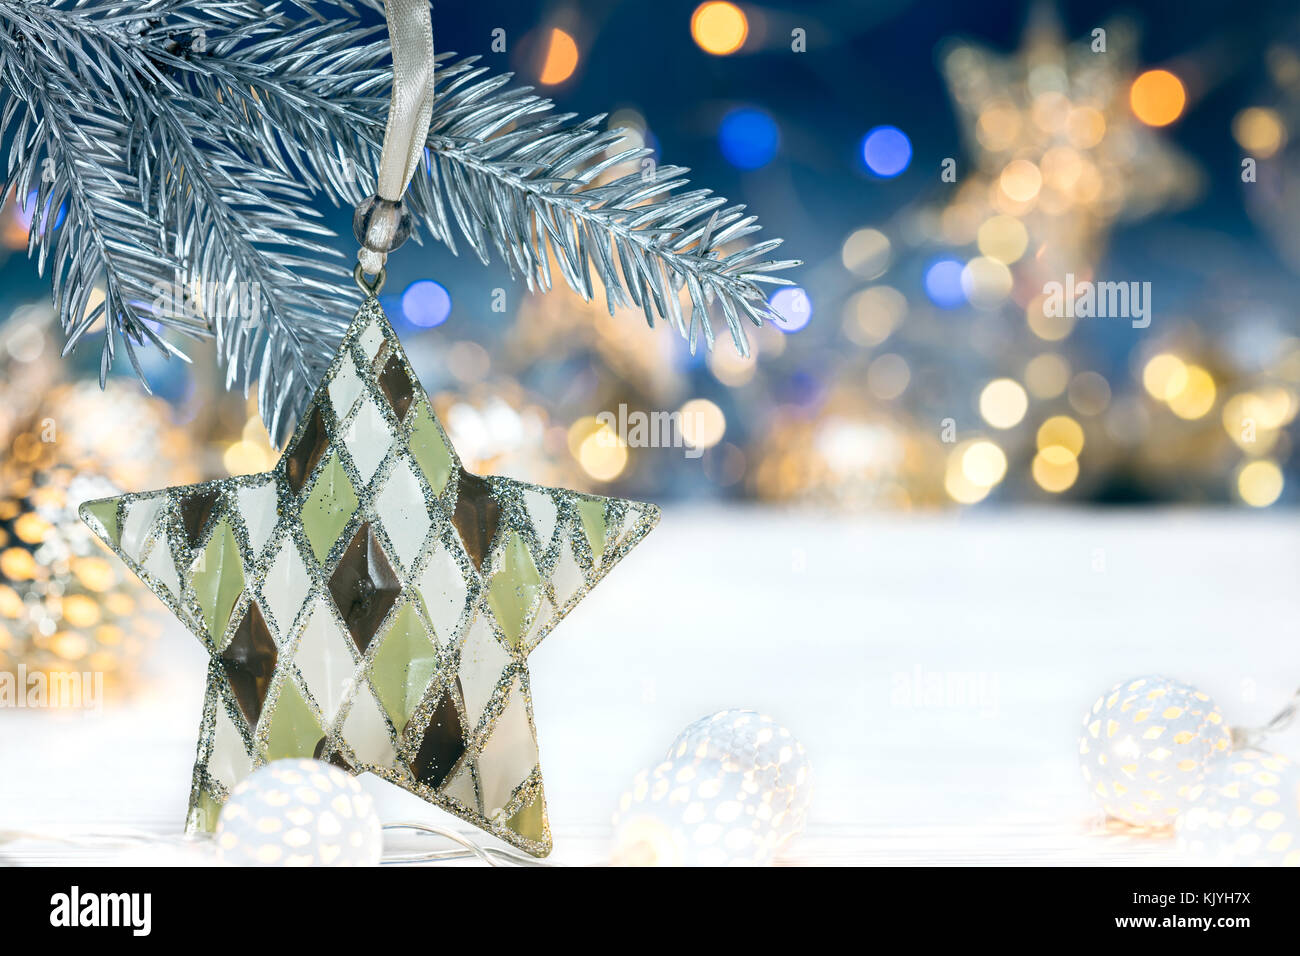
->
[80,297,659,857]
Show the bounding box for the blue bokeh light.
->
[770,286,813,333]
[401,279,452,328]
[860,126,912,178]
[924,259,966,309]
[22,190,68,233]
[719,107,780,170]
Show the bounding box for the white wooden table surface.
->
[3,508,1298,866]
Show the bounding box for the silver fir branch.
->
[0,0,799,444]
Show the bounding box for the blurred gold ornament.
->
[0,463,162,697]
[0,323,197,698]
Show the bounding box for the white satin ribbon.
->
[376,0,435,202]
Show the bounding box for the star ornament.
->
[79,297,658,857]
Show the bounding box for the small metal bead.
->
[352,195,414,255]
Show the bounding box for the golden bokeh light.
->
[569,416,628,482]
[1032,445,1079,493]
[1222,397,1276,453]
[866,353,910,400]
[96,624,124,647]
[71,556,115,593]
[678,398,726,450]
[539,28,579,85]
[0,584,23,617]
[1251,386,1297,428]
[708,341,756,386]
[961,256,1013,309]
[1130,69,1186,127]
[979,378,1029,429]
[1221,388,1297,453]
[976,215,1029,263]
[945,444,992,505]
[1236,459,1284,507]
[13,512,51,544]
[843,285,907,347]
[944,474,990,504]
[1142,353,1188,401]
[1037,415,1084,456]
[62,594,101,628]
[1026,293,1073,342]
[223,439,275,476]
[566,415,602,457]
[961,440,1008,487]
[0,547,37,581]
[840,228,892,278]
[104,592,136,618]
[50,631,89,661]
[1030,91,1070,134]
[1040,146,1084,192]
[1068,371,1112,416]
[690,2,748,56]
[1167,365,1216,420]
[999,159,1042,202]
[1232,107,1286,158]
[1025,353,1070,399]
[976,102,1022,151]
[1065,105,1106,148]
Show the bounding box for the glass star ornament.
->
[79,297,659,857]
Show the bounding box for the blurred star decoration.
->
[841,8,1297,510]
[922,14,1202,506]
[749,10,1232,510]
[938,11,1199,284]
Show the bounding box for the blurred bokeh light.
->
[691,2,748,55]
[0,1,1296,515]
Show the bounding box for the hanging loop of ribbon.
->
[376,0,436,201]
[354,0,436,280]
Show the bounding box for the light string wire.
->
[0,823,555,866]
[380,823,555,867]
[1231,686,1300,750]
